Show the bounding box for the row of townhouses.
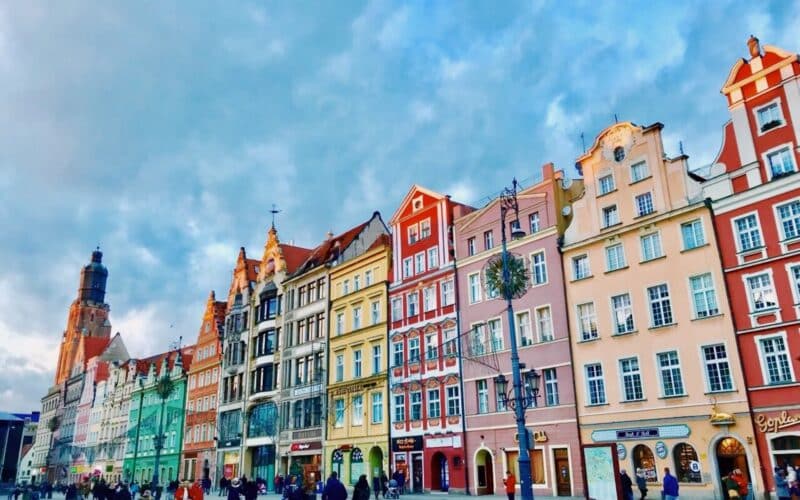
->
[27,37,800,499]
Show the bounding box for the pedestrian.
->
[202,478,211,496]
[775,468,790,500]
[379,472,388,499]
[244,479,258,500]
[228,478,241,500]
[371,476,381,500]
[620,470,633,500]
[503,471,516,500]
[130,483,139,500]
[397,472,404,496]
[635,469,647,500]
[731,469,748,498]
[66,484,79,500]
[219,478,228,497]
[661,467,679,500]
[114,483,132,500]
[787,464,797,484]
[352,476,370,500]
[321,472,347,500]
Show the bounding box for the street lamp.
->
[498,178,536,500]
[150,373,176,494]
[494,370,541,409]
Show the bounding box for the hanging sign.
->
[655,441,668,459]
[616,443,627,460]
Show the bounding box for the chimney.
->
[326,231,334,240]
[747,35,761,59]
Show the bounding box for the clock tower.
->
[54,248,112,384]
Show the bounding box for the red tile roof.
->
[368,233,392,252]
[135,346,195,376]
[95,361,110,382]
[245,258,260,281]
[294,221,370,275]
[279,244,313,274]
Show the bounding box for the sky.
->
[0,1,797,412]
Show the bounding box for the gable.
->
[390,185,447,224]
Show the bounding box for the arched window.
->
[632,444,658,483]
[673,443,701,483]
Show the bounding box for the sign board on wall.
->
[392,437,423,452]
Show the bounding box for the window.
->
[488,318,503,352]
[777,200,800,240]
[371,301,380,325]
[746,273,777,311]
[407,292,419,316]
[467,237,476,256]
[336,312,344,336]
[414,253,425,274]
[334,399,345,428]
[408,224,418,244]
[392,342,404,367]
[536,306,553,342]
[410,392,422,420]
[342,280,350,295]
[585,364,606,405]
[446,385,461,416]
[408,338,420,362]
[441,279,454,306]
[543,368,559,406]
[577,302,598,341]
[470,323,487,355]
[420,219,431,239]
[531,251,547,285]
[352,307,361,330]
[631,161,649,182]
[605,244,626,271]
[703,344,734,392]
[598,174,615,195]
[635,192,654,216]
[690,273,719,318]
[371,393,383,424]
[496,377,508,412]
[517,311,533,346]
[476,380,489,414]
[633,445,657,483]
[372,345,381,375]
[641,233,663,261]
[425,333,438,360]
[393,395,405,422]
[354,350,362,378]
[484,231,494,250]
[611,293,635,334]
[443,328,457,356]
[614,146,625,162]
[790,265,800,301]
[335,354,344,382]
[657,351,684,397]
[757,102,783,131]
[365,270,373,286]
[468,273,482,303]
[427,389,441,418]
[352,395,363,425]
[767,147,795,178]
[620,357,644,401]
[391,298,403,321]
[353,275,361,292]
[681,220,705,250]
[602,205,619,227]
[529,212,540,234]
[648,284,673,327]
[734,214,763,251]
[402,258,413,278]
[427,247,439,269]
[423,286,436,312]
[759,335,793,384]
[673,443,701,483]
[573,255,590,280]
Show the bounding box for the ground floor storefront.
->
[390,434,467,494]
[122,453,181,486]
[279,440,322,485]
[581,414,763,499]
[215,448,241,481]
[752,407,800,495]
[244,442,278,489]
[181,449,215,483]
[326,438,388,486]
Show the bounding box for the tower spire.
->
[270,204,281,229]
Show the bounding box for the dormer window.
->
[412,196,423,212]
[756,101,783,133]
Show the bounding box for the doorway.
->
[411,453,423,493]
[369,447,384,480]
[553,449,571,496]
[475,449,494,495]
[430,452,449,492]
[716,437,750,495]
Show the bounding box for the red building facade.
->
[701,37,800,493]
[388,186,473,493]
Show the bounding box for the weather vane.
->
[270,203,281,228]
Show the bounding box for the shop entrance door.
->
[553,449,571,496]
[411,453,423,493]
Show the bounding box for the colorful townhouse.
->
[698,37,800,494]
[454,164,585,497]
[324,214,391,485]
[181,291,226,483]
[71,355,110,479]
[387,187,473,494]
[562,121,761,498]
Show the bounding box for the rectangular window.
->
[336,312,344,336]
[353,275,361,292]
[611,293,635,334]
[690,273,719,318]
[746,273,777,311]
[488,318,503,352]
[517,311,533,346]
[372,345,381,375]
[414,252,425,274]
[443,327,457,356]
[703,344,734,392]
[602,205,619,227]
[410,392,422,420]
[393,394,405,422]
[536,306,553,342]
[420,219,431,239]
[342,280,349,296]
[486,271,499,299]
[352,395,363,425]
[496,378,508,412]
[734,214,763,251]
[631,161,649,182]
[757,102,782,131]
[578,302,598,341]
[468,273,482,303]
[365,270,373,286]
[335,354,344,382]
[585,363,606,405]
[759,336,793,384]
[476,380,489,414]
[543,368,559,406]
[657,351,684,397]
[635,192,654,216]
[573,255,590,280]
[484,231,494,250]
[334,399,345,428]
[352,307,361,330]
[408,224,418,244]
[598,174,615,195]
[620,357,644,401]
[423,286,436,312]
[641,233,663,261]
[428,389,441,418]
[446,385,461,416]
[529,212,540,234]
[767,147,795,178]
[605,244,626,271]
[441,279,455,306]
[648,284,673,327]
[428,247,439,269]
[777,200,800,240]
[392,342,404,367]
[408,338,420,362]
[790,265,800,301]
[467,237,476,256]
[354,350,362,378]
[391,298,403,321]
[371,393,383,424]
[531,251,547,285]
[371,301,380,325]
[425,333,438,360]
[681,219,705,250]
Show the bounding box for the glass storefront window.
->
[632,444,658,483]
[504,450,546,484]
[673,443,701,483]
[248,402,278,438]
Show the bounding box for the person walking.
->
[227,479,241,500]
[371,476,381,500]
[661,468,679,500]
[352,476,370,500]
[130,482,139,500]
[635,469,647,500]
[775,468,790,500]
[503,471,516,500]
[321,472,347,500]
[620,470,634,500]
[219,478,228,497]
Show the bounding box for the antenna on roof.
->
[270,204,281,229]
[679,141,685,156]
[614,114,619,124]
[580,132,586,153]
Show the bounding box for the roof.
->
[245,258,260,281]
[134,346,195,376]
[0,412,24,422]
[368,233,392,252]
[279,244,313,274]
[292,220,370,276]
[95,362,110,383]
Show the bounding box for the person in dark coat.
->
[114,483,132,500]
[65,484,79,500]
[635,469,647,500]
[227,479,241,500]
[379,472,388,499]
[371,476,380,500]
[620,470,633,500]
[243,480,258,500]
[219,478,228,497]
[352,476,370,500]
[321,472,347,500]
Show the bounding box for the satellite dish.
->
[482,253,530,300]
[561,177,573,190]
[562,206,572,217]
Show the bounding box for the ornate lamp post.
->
[150,373,175,493]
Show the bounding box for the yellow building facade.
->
[325,235,392,486]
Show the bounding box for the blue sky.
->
[0,1,797,412]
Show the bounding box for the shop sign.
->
[351,448,364,463]
[689,461,701,473]
[293,384,321,397]
[291,442,322,452]
[332,450,344,464]
[655,441,668,459]
[756,411,800,433]
[392,436,423,452]
[617,428,659,440]
[616,443,626,460]
[591,424,690,442]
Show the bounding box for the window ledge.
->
[633,211,657,220]
[748,307,779,317]
[604,266,629,275]
[629,176,652,186]
[620,398,647,404]
[597,188,618,198]
[571,275,594,283]
[658,394,688,400]
[736,246,765,257]
[691,313,723,322]
[611,330,638,337]
[703,390,737,395]
[781,235,800,245]
[585,403,609,408]
[600,222,623,231]
[680,243,710,253]
[639,255,667,264]
[577,336,601,344]
[648,322,678,331]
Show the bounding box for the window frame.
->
[585,363,606,406]
[572,254,590,280]
[688,273,720,319]
[647,283,674,328]
[602,204,619,228]
[635,192,655,217]
[656,350,685,397]
[774,198,800,242]
[610,292,635,335]
[731,212,764,253]
[630,160,650,183]
[619,356,645,402]
[577,302,598,341]
[755,332,795,385]
[763,143,797,181]
[468,272,482,303]
[535,305,553,342]
[605,243,626,272]
[598,173,616,195]
[530,250,548,286]
[700,343,735,393]
[753,98,785,134]
[680,219,706,250]
[742,270,778,313]
[427,246,439,269]
[640,232,663,262]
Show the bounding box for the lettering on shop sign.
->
[616,428,659,440]
[756,411,800,433]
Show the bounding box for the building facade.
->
[562,122,761,498]
[454,164,585,497]
[388,187,473,494]
[700,37,800,495]
[325,217,391,486]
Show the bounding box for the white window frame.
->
[647,283,674,327]
[402,257,413,278]
[602,205,619,228]
[427,389,441,419]
[635,192,654,217]
[408,337,420,363]
[753,97,785,135]
[577,302,598,341]
[476,379,489,414]
[755,332,796,385]
[530,250,548,286]
[393,394,405,422]
[372,344,381,374]
[352,395,363,426]
[529,212,540,234]
[585,362,606,405]
[443,327,458,357]
[365,270,373,286]
[391,298,403,321]
[371,392,383,424]
[700,343,735,393]
[630,160,650,183]
[543,368,559,406]
[420,218,432,239]
[353,349,362,378]
[618,356,644,402]
[407,223,419,244]
[573,255,590,280]
[680,219,706,250]
[640,232,663,261]
[336,312,345,336]
[731,211,764,253]
[441,279,455,306]
[516,309,533,346]
[467,237,476,256]
[742,269,778,313]
[484,230,494,250]
[605,243,626,272]
[371,300,380,325]
[409,391,422,420]
[423,286,436,312]
[446,385,461,416]
[334,398,345,428]
[762,142,797,181]
[407,292,419,317]
[785,262,800,304]
[598,173,615,195]
[656,350,685,397]
[427,246,439,270]
[610,293,635,334]
[468,272,482,303]
[488,317,503,352]
[352,306,362,330]
[335,354,344,382]
[425,332,438,361]
[535,305,553,342]
[414,252,425,274]
[774,198,800,242]
[688,273,720,319]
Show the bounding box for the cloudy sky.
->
[1,1,797,412]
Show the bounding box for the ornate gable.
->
[259,226,287,281]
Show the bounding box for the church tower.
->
[54,248,112,384]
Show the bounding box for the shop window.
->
[505,449,546,485]
[632,444,658,483]
[673,443,701,483]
